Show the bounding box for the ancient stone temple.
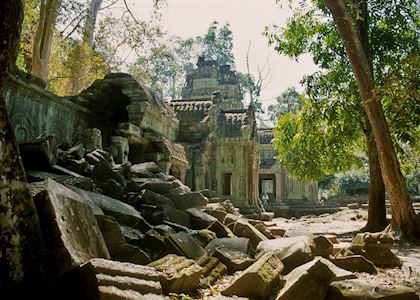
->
[171,57,260,207]
[5,70,189,182]
[5,60,317,210]
[258,129,318,205]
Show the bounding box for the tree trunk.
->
[362,120,387,232]
[68,0,102,95]
[0,0,46,290]
[354,0,387,233]
[32,0,62,82]
[324,0,419,240]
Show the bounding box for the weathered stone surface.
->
[199,256,228,287]
[120,225,144,245]
[213,248,254,274]
[130,162,161,177]
[69,186,152,232]
[326,279,419,300]
[254,223,275,239]
[344,233,399,267]
[98,287,165,300]
[57,258,163,300]
[222,252,284,299]
[266,226,286,237]
[96,215,151,265]
[32,179,110,276]
[223,213,242,226]
[205,237,251,255]
[204,209,228,223]
[166,191,209,210]
[96,215,126,255]
[232,219,268,249]
[313,235,334,258]
[208,220,234,238]
[187,208,218,229]
[19,135,58,170]
[163,231,207,260]
[200,189,218,198]
[142,205,191,227]
[82,128,103,153]
[276,257,337,300]
[330,255,378,274]
[141,189,174,207]
[192,229,217,247]
[256,236,314,274]
[148,254,204,294]
[128,178,177,194]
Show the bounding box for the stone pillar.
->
[82,128,102,153]
[109,136,129,165]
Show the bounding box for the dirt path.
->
[274,208,420,295]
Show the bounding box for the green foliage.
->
[273,100,362,181]
[266,0,419,180]
[203,21,235,66]
[268,87,304,123]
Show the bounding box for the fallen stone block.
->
[256,236,314,274]
[56,258,163,300]
[142,205,191,227]
[166,192,209,210]
[96,215,150,265]
[130,162,161,177]
[254,223,275,239]
[222,252,284,299]
[276,257,336,300]
[187,208,218,229]
[232,220,268,250]
[192,229,217,247]
[208,220,234,238]
[128,178,177,194]
[313,235,334,258]
[120,225,144,245]
[330,255,378,274]
[266,226,286,237]
[32,179,110,276]
[19,135,58,170]
[325,278,419,300]
[200,189,218,198]
[163,231,207,260]
[204,209,228,223]
[205,237,251,255]
[337,245,402,268]
[148,254,204,294]
[69,186,152,232]
[98,287,165,300]
[140,189,174,207]
[213,248,254,274]
[199,256,227,287]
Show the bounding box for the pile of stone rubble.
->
[19,134,419,300]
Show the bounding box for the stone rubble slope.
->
[21,137,418,300]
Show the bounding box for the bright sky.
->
[131,0,318,116]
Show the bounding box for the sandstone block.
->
[148,254,204,294]
[232,220,268,249]
[256,236,313,274]
[276,257,336,300]
[213,248,254,274]
[205,237,251,255]
[222,252,284,299]
[33,179,110,276]
[330,255,378,274]
[326,278,419,300]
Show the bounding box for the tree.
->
[266,0,418,234]
[203,21,235,66]
[268,87,303,124]
[323,0,419,240]
[32,0,62,82]
[0,0,45,290]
